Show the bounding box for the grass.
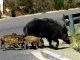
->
[69,34,80,53]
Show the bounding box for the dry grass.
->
[69,34,80,52]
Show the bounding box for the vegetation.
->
[4,0,16,17]
[52,0,64,10]
[4,0,54,16]
[3,0,80,16]
[70,34,80,53]
[63,0,76,9]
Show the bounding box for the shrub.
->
[70,34,80,52]
[63,0,76,10]
[6,0,16,17]
[63,3,70,10]
[11,8,16,17]
[76,1,80,7]
[52,0,64,10]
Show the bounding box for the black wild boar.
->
[23,18,70,49]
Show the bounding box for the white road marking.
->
[31,50,47,60]
[42,49,70,60]
[30,49,70,60]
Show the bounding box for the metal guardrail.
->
[64,13,80,35]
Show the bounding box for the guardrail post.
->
[0,9,2,18]
[68,14,75,35]
[0,11,1,18]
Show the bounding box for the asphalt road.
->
[0,47,70,60]
[0,49,39,60]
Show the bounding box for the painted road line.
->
[31,50,48,60]
[42,49,70,60]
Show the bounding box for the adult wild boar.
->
[23,18,70,49]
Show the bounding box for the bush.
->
[11,8,16,17]
[21,0,53,14]
[76,1,80,7]
[70,34,80,52]
[9,2,16,17]
[63,3,69,10]
[52,0,64,10]
[63,0,76,10]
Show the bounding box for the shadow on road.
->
[44,46,70,50]
[1,45,70,51]
[57,47,70,50]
